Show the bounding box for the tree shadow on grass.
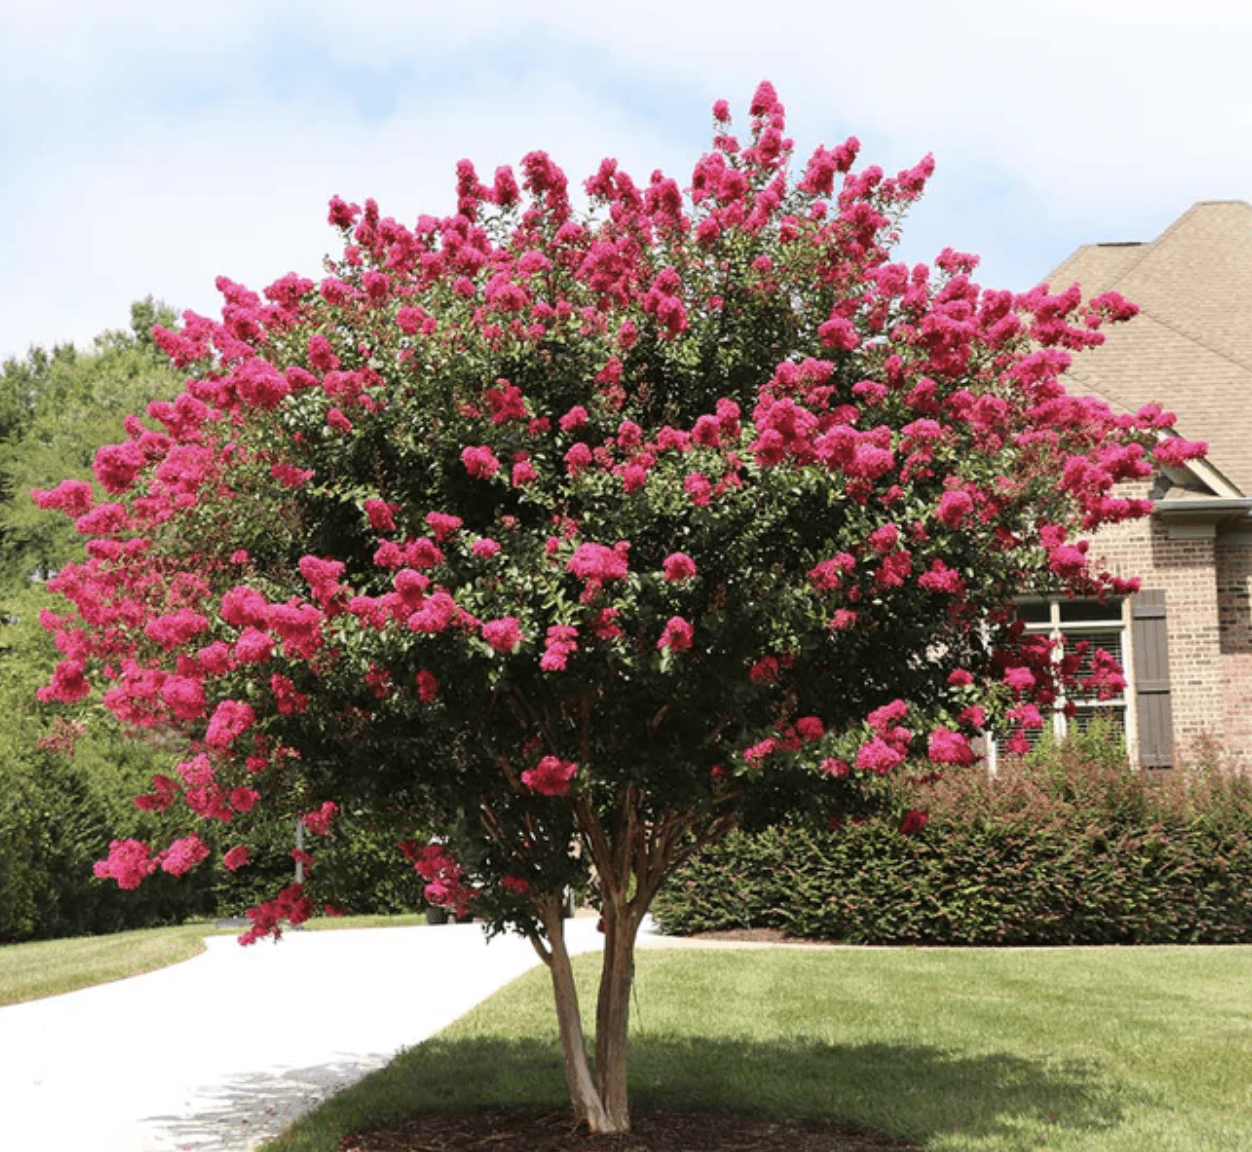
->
[280,1034,1135,1150]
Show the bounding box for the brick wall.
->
[1216,539,1252,759]
[1087,504,1252,764]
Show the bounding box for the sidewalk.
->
[1,918,614,1152]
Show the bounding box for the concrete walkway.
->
[1,918,624,1152]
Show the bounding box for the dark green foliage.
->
[653,730,1252,945]
[210,809,430,917]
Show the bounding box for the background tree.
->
[0,297,183,583]
[0,300,218,940]
[35,84,1200,1132]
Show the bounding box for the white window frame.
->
[988,596,1137,769]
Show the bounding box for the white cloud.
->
[2,0,1249,359]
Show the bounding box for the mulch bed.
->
[341,1107,924,1151]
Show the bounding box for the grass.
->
[0,912,431,1006]
[0,921,230,1006]
[264,944,1252,1152]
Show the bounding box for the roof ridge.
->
[1136,303,1252,376]
[1045,201,1252,298]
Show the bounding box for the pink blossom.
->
[560,405,589,431]
[38,660,91,703]
[591,607,623,640]
[820,758,850,778]
[565,443,593,475]
[365,499,397,532]
[416,669,438,703]
[936,489,974,528]
[541,624,579,672]
[521,755,578,797]
[512,460,538,486]
[662,552,697,582]
[1154,436,1207,468]
[867,699,909,731]
[461,445,500,479]
[567,542,630,582]
[303,800,338,835]
[308,334,340,370]
[93,442,146,493]
[927,727,975,765]
[743,739,777,767]
[161,834,210,876]
[224,845,251,872]
[134,774,179,813]
[501,875,530,895]
[1003,666,1036,694]
[408,592,457,634]
[405,537,445,569]
[425,511,463,541]
[145,609,210,650]
[222,586,269,628]
[868,523,899,553]
[472,537,501,558]
[830,609,858,630]
[958,704,986,729]
[234,627,274,663]
[230,787,260,813]
[808,553,855,591]
[1007,703,1046,730]
[482,616,524,653]
[271,673,308,714]
[1048,545,1087,578]
[94,839,157,890]
[160,676,206,721]
[749,656,780,685]
[875,550,913,589]
[899,809,929,836]
[795,716,825,742]
[918,560,965,595]
[205,699,257,749]
[31,479,94,517]
[856,737,904,775]
[235,358,291,410]
[684,472,713,506]
[657,616,694,652]
[272,462,315,488]
[75,503,129,535]
[947,669,974,687]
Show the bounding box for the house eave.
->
[1152,497,1252,540]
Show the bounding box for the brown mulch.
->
[681,927,833,945]
[341,1107,924,1151]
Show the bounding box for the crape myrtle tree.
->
[34,83,1201,1132]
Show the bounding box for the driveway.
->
[0,917,617,1152]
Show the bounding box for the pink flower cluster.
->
[521,755,579,796]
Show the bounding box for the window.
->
[993,596,1132,763]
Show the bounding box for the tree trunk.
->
[537,899,612,1132]
[593,896,640,1133]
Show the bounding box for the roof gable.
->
[1046,201,1252,495]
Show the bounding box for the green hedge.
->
[653,733,1252,945]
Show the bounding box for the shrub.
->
[653,731,1252,945]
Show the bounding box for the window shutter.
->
[1132,590,1174,768]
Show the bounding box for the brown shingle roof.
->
[1046,201,1252,495]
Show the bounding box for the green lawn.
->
[265,944,1252,1152]
[0,913,430,1006]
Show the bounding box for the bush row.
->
[653,731,1252,945]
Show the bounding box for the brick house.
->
[1030,201,1252,769]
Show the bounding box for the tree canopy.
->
[33,84,1200,1132]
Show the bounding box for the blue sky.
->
[3,0,1249,362]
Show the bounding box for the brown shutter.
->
[1132,590,1174,768]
